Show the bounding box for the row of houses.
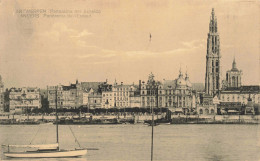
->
[0,63,259,114]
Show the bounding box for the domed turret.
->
[176,68,186,87]
[185,71,192,88]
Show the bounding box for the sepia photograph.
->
[0,0,259,160]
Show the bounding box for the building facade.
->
[113,82,135,108]
[47,81,82,109]
[140,71,196,113]
[140,73,159,108]
[88,92,102,109]
[9,87,41,114]
[220,86,260,105]
[205,8,221,96]
[102,91,114,109]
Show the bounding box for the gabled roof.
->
[80,82,104,91]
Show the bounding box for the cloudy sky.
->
[0,0,259,88]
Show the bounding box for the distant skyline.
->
[0,0,259,89]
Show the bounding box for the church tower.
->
[205,8,221,96]
[225,57,242,88]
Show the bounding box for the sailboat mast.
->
[55,86,59,148]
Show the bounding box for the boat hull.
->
[2,143,58,150]
[4,149,87,158]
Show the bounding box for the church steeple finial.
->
[232,56,237,69]
[179,65,183,78]
[185,66,189,79]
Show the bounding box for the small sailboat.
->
[3,86,87,158]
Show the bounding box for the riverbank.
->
[0,114,259,125]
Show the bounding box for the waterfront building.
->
[220,86,259,105]
[47,80,82,109]
[140,73,160,109]
[82,88,94,107]
[219,60,260,113]
[113,82,135,108]
[205,8,221,96]
[88,92,102,109]
[9,87,41,114]
[129,88,141,108]
[160,70,196,113]
[102,91,114,109]
[0,75,4,113]
[140,71,196,114]
[81,81,106,108]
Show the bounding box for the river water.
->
[0,124,259,161]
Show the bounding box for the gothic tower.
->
[205,8,221,96]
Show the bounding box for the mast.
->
[151,95,154,161]
[55,86,59,150]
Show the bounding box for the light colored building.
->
[113,82,136,108]
[140,71,196,114]
[102,91,114,109]
[220,86,260,105]
[129,91,141,108]
[88,92,102,109]
[220,60,259,107]
[160,70,195,113]
[9,87,41,114]
[82,88,94,107]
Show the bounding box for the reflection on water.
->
[0,124,259,161]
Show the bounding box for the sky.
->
[0,0,259,89]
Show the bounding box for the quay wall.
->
[0,114,259,124]
[171,115,260,124]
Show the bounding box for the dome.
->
[176,77,186,87]
[176,68,186,87]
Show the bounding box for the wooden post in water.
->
[151,92,154,161]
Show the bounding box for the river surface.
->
[0,124,259,161]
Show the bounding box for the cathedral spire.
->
[209,8,218,33]
[205,8,221,96]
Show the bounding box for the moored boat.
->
[4,149,87,158]
[3,86,88,158]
